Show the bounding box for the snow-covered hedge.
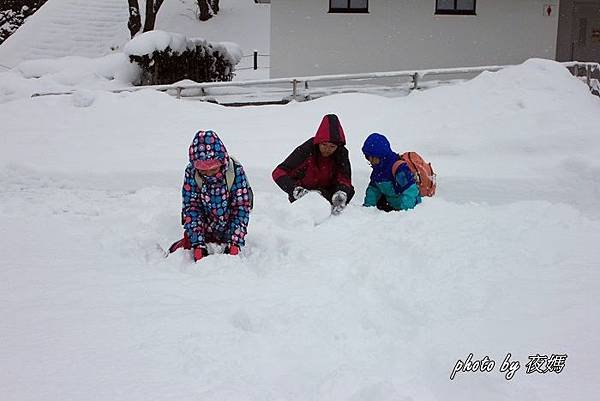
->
[123,30,242,86]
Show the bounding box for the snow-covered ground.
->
[0,0,269,76]
[0,0,129,67]
[1,59,599,400]
[0,0,270,104]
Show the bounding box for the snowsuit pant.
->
[169,230,229,254]
[376,197,395,212]
[181,210,237,247]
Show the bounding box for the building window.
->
[329,0,368,13]
[435,0,476,15]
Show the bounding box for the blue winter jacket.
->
[362,133,421,211]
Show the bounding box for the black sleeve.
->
[272,138,313,194]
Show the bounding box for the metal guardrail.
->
[563,61,600,90]
[30,61,600,101]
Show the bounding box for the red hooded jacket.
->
[272,114,355,203]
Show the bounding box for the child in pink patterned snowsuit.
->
[170,130,253,262]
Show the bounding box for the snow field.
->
[1,59,599,400]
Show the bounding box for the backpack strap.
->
[391,153,407,177]
[391,159,405,176]
[396,152,422,184]
[225,158,236,191]
[194,170,203,188]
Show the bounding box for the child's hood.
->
[313,114,346,145]
[188,130,230,172]
[362,133,395,158]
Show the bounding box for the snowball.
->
[72,90,95,107]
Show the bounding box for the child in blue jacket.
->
[362,133,421,212]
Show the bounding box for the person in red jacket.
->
[272,114,355,215]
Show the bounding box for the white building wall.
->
[270,0,559,77]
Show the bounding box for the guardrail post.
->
[586,64,592,88]
[412,72,420,90]
[292,79,299,100]
[253,50,258,70]
[176,87,182,99]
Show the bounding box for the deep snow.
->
[1,59,599,400]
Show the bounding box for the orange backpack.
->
[391,152,436,197]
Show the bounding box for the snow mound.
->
[0,53,139,103]
[287,191,333,227]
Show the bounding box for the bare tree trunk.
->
[143,0,165,32]
[127,0,141,38]
[143,0,156,32]
[197,0,212,21]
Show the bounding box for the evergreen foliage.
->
[128,42,236,86]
